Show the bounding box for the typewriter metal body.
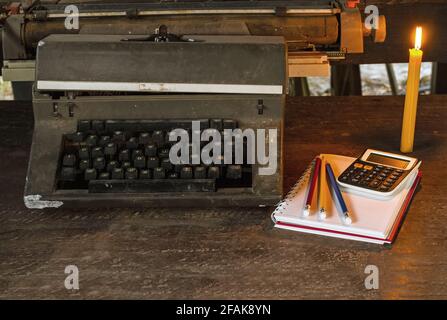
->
[0,1,385,208]
[25,34,286,208]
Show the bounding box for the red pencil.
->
[303,157,322,217]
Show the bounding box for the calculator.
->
[337,149,420,197]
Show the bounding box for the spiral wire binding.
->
[271,157,317,224]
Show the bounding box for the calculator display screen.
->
[366,153,410,169]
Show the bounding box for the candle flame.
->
[415,26,422,50]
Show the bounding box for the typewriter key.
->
[91,147,103,158]
[180,167,193,179]
[139,169,152,179]
[106,160,119,172]
[104,143,117,156]
[85,135,97,147]
[159,148,170,159]
[113,131,126,142]
[223,119,237,130]
[119,149,130,162]
[61,167,76,181]
[194,166,206,179]
[153,167,166,179]
[79,159,90,171]
[84,168,97,180]
[152,130,165,146]
[127,137,139,150]
[78,120,91,132]
[226,165,242,179]
[168,172,179,179]
[132,149,144,160]
[134,156,146,169]
[139,132,151,145]
[147,157,159,168]
[208,166,220,179]
[144,143,157,157]
[62,154,76,167]
[70,131,84,143]
[125,167,138,180]
[99,172,110,180]
[211,119,223,131]
[92,120,105,132]
[93,157,105,170]
[112,168,124,179]
[161,158,173,171]
[98,135,111,147]
[78,147,90,160]
[122,161,131,170]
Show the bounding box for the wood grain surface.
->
[0,96,446,299]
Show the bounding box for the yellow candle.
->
[400,27,423,153]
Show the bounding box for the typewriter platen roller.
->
[24,32,286,208]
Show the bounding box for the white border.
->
[37,81,283,95]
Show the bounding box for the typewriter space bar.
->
[89,179,216,193]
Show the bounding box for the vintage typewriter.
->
[24,32,286,208]
[0,1,385,208]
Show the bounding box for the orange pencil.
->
[318,155,327,220]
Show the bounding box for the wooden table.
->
[0,96,446,299]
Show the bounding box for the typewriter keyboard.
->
[57,119,252,193]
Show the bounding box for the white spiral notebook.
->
[272,154,421,245]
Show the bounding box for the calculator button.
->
[393,170,403,176]
[379,185,390,192]
[376,165,384,169]
[390,175,399,180]
[386,178,395,184]
[364,165,373,171]
[340,175,349,181]
[369,180,381,188]
[354,163,363,169]
[354,175,361,179]
[376,176,385,181]
[383,181,392,187]
[379,173,387,178]
[395,169,404,174]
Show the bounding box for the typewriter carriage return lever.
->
[123,25,195,43]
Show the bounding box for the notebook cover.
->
[385,171,422,243]
[274,223,388,244]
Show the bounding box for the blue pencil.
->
[326,163,352,225]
